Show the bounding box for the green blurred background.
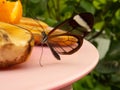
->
[21,0,120,90]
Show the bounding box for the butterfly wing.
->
[48,33,83,55]
[43,13,94,60]
[48,13,94,37]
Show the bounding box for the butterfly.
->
[40,13,94,60]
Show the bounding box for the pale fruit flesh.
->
[0,22,33,68]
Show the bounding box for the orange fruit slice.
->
[0,0,22,24]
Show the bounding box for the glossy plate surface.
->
[0,40,99,90]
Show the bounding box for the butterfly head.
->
[41,31,48,44]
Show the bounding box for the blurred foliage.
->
[21,0,120,90]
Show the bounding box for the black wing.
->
[48,13,94,37]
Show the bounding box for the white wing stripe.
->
[73,15,91,32]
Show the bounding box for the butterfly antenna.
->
[33,17,46,32]
[31,18,46,67]
[39,44,44,67]
[29,12,46,32]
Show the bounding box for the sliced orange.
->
[0,0,22,24]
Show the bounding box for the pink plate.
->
[0,40,99,90]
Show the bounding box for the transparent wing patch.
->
[48,33,83,54]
